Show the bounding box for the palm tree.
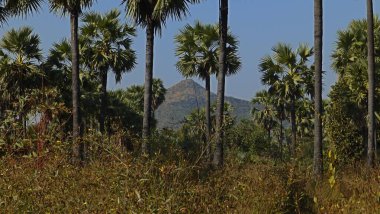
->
[259,43,313,156]
[331,18,380,163]
[213,0,228,167]
[122,0,200,155]
[313,0,323,177]
[124,79,166,117]
[81,9,136,134]
[2,0,43,20]
[175,22,216,151]
[0,0,43,130]
[45,40,72,105]
[366,0,375,167]
[49,0,95,163]
[175,21,240,158]
[0,27,43,136]
[252,90,278,140]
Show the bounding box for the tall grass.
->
[0,139,379,213]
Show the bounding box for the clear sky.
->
[1,0,378,100]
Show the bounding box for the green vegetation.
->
[0,1,379,213]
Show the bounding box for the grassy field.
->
[0,145,379,213]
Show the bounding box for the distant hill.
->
[155,79,255,129]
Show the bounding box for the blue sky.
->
[0,0,378,100]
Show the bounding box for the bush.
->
[226,119,280,163]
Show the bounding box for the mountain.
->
[155,79,254,129]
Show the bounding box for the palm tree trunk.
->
[70,12,84,164]
[20,87,27,138]
[205,74,211,158]
[99,70,107,134]
[280,114,283,158]
[367,0,375,167]
[313,0,323,177]
[213,0,228,167]
[142,18,154,155]
[290,98,297,156]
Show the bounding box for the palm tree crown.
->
[81,9,136,82]
[123,0,200,33]
[175,21,241,79]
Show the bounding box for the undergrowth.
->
[0,142,379,213]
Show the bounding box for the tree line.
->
[0,0,378,178]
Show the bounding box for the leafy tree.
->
[49,0,95,163]
[0,27,43,136]
[331,18,380,105]
[123,78,166,116]
[175,20,241,157]
[259,43,313,156]
[330,17,380,165]
[107,90,143,140]
[44,40,73,108]
[81,9,137,134]
[295,99,314,139]
[0,0,43,140]
[180,102,235,160]
[225,120,276,162]
[44,39,99,132]
[122,0,200,155]
[252,90,278,140]
[325,80,365,165]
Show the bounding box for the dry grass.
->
[0,146,379,213]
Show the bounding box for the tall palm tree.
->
[122,0,200,155]
[0,27,43,136]
[81,9,137,134]
[313,0,323,177]
[213,0,228,167]
[366,0,375,167]
[259,43,313,156]
[0,0,43,129]
[175,21,240,158]
[49,0,95,163]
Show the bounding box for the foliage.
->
[175,20,241,79]
[178,102,235,160]
[325,81,365,165]
[118,78,166,115]
[107,90,143,135]
[122,0,200,33]
[81,9,136,83]
[258,43,314,155]
[327,17,380,165]
[251,90,278,139]
[225,119,278,163]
